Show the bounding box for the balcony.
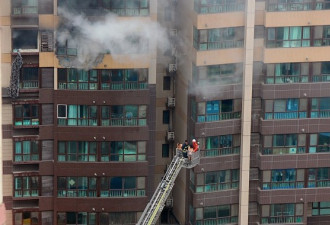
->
[200,147,240,157]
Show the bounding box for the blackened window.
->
[12,29,38,50]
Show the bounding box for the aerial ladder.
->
[137,149,200,225]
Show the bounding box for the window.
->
[266,26,310,48]
[264,98,307,120]
[261,203,303,224]
[312,202,330,216]
[309,133,330,153]
[203,134,240,156]
[308,168,330,188]
[163,110,170,124]
[101,105,147,126]
[194,0,245,14]
[193,170,239,193]
[163,76,171,90]
[313,62,330,82]
[265,63,309,84]
[20,67,39,89]
[58,69,98,90]
[14,140,39,162]
[196,99,241,122]
[57,105,97,126]
[58,141,97,162]
[193,27,244,50]
[262,134,306,155]
[12,29,38,50]
[58,68,148,90]
[262,169,304,190]
[311,97,330,118]
[12,0,38,15]
[14,104,39,126]
[56,39,77,56]
[57,212,96,225]
[57,177,97,197]
[57,212,137,225]
[194,63,242,85]
[100,176,145,197]
[57,105,67,118]
[14,176,39,197]
[314,26,330,46]
[101,141,146,162]
[100,69,148,90]
[162,144,169,158]
[195,204,238,224]
[15,212,39,225]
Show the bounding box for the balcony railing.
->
[14,154,39,162]
[101,118,147,126]
[100,189,145,197]
[14,190,39,197]
[312,74,330,82]
[101,82,148,90]
[13,6,38,15]
[199,40,244,51]
[57,190,97,197]
[311,111,330,118]
[20,81,39,89]
[308,180,330,188]
[264,112,307,120]
[265,75,308,84]
[195,182,239,193]
[201,147,240,157]
[57,119,98,126]
[262,216,303,224]
[267,2,313,11]
[197,3,245,14]
[197,112,241,122]
[263,182,304,190]
[196,217,238,225]
[262,147,306,155]
[14,119,39,126]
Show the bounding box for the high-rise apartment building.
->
[1,0,330,225]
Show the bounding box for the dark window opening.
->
[163,110,170,124]
[163,76,171,90]
[162,144,169,158]
[13,29,38,50]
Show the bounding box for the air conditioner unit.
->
[167,97,175,108]
[167,131,175,141]
[168,64,177,73]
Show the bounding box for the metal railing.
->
[201,147,240,157]
[197,3,245,14]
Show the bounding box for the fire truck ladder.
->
[137,150,200,225]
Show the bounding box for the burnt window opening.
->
[12,29,38,50]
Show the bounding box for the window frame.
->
[14,175,40,198]
[14,139,40,162]
[14,103,40,127]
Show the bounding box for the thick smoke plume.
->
[57,8,170,69]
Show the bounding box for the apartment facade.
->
[171,0,330,225]
[2,0,330,225]
[0,0,174,224]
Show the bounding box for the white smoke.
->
[56,8,170,69]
